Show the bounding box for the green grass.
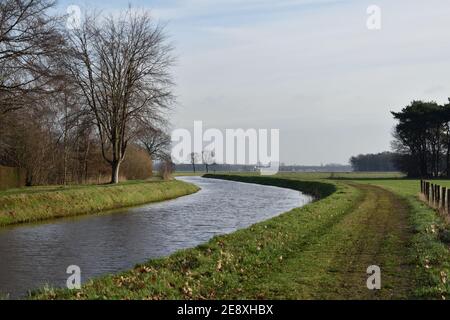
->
[355,179,450,299]
[204,174,336,198]
[0,177,166,196]
[31,174,416,300]
[33,176,348,299]
[28,172,450,299]
[0,179,200,226]
[279,171,405,180]
[273,174,450,299]
[420,180,450,189]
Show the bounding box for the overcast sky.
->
[58,0,450,165]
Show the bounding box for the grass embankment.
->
[355,179,450,299]
[31,172,450,299]
[0,180,200,226]
[272,173,450,299]
[203,174,336,199]
[34,174,417,300]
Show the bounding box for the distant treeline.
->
[350,152,397,172]
[392,100,450,178]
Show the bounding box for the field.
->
[31,172,450,300]
[0,179,200,226]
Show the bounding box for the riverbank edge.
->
[0,180,200,226]
[203,174,337,199]
[31,175,346,300]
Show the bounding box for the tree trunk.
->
[83,137,90,183]
[111,160,121,184]
[62,94,68,185]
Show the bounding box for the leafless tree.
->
[202,149,215,173]
[64,9,174,183]
[190,152,199,173]
[0,101,60,185]
[139,125,171,161]
[0,0,64,116]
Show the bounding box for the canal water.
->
[0,176,312,298]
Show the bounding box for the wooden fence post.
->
[442,187,447,211]
[429,182,431,201]
[447,189,450,214]
[431,184,434,205]
[435,184,438,206]
[437,185,440,208]
[437,185,441,208]
[435,184,438,207]
[437,185,440,207]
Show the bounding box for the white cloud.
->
[169,0,450,164]
[152,0,345,20]
[59,0,450,164]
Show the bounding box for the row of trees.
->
[350,152,397,172]
[392,100,450,178]
[0,0,172,185]
[188,151,216,173]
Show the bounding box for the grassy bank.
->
[33,176,344,300]
[34,174,413,300]
[274,173,450,299]
[203,174,336,199]
[0,180,200,226]
[30,173,450,299]
[356,179,450,299]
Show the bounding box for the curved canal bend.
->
[0,177,312,298]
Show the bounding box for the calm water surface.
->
[0,176,312,298]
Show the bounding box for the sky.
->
[57,0,450,165]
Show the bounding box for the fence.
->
[420,180,450,214]
[0,166,27,190]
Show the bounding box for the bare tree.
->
[0,0,64,116]
[64,9,174,183]
[0,101,60,185]
[190,152,199,173]
[202,149,215,173]
[139,125,171,161]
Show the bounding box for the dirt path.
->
[266,183,416,299]
[326,183,415,299]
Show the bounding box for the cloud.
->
[151,0,346,21]
[170,0,450,164]
[57,0,450,164]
